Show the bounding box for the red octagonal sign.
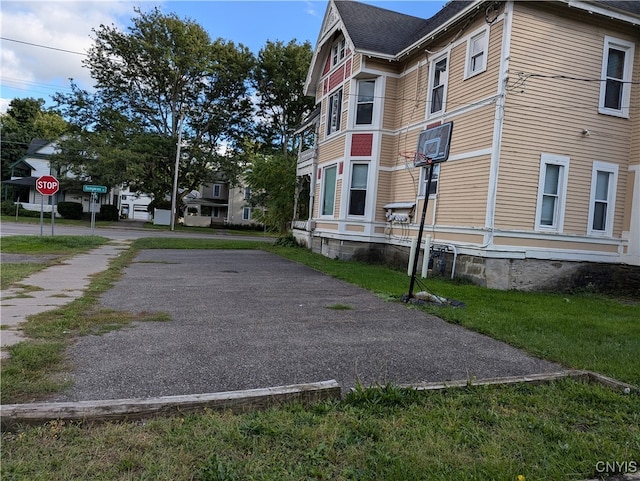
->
[35,175,60,196]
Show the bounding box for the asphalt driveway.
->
[55,249,561,401]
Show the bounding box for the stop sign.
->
[35,175,60,196]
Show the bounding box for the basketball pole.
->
[407,159,434,300]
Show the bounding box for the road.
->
[0,220,273,242]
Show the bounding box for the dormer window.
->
[332,38,346,66]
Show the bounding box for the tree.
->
[53,7,255,204]
[252,40,315,155]
[0,98,67,181]
[246,40,315,231]
[244,143,297,233]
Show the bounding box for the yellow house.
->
[293,0,640,290]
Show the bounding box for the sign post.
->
[35,175,60,236]
[83,185,107,235]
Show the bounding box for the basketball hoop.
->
[399,151,432,165]
[399,151,432,166]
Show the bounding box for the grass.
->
[1,263,48,290]
[0,239,171,404]
[2,380,638,480]
[1,237,639,480]
[0,235,108,254]
[1,215,116,228]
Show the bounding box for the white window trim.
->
[320,164,338,217]
[426,52,449,119]
[331,37,346,67]
[534,153,570,233]
[327,88,343,136]
[587,161,618,237]
[598,36,635,118]
[242,206,251,221]
[419,164,441,198]
[354,79,376,127]
[464,27,489,79]
[347,162,369,217]
[213,184,222,198]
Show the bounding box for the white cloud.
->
[0,1,145,103]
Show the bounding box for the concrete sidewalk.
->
[0,241,130,358]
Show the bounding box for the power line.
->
[0,37,87,56]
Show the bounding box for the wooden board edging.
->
[400,370,639,394]
[1,380,341,431]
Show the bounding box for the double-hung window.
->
[348,163,368,216]
[465,30,488,78]
[332,38,346,66]
[588,161,618,236]
[428,56,448,116]
[321,165,337,216]
[355,80,375,125]
[242,207,251,221]
[327,89,343,135]
[420,164,440,196]
[535,154,569,232]
[599,36,635,118]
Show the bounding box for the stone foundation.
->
[307,235,640,295]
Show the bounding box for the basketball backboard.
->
[415,121,453,166]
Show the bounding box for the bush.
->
[274,233,299,248]
[57,201,83,220]
[1,200,17,215]
[99,204,119,222]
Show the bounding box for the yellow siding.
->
[376,171,393,222]
[446,19,502,112]
[436,155,491,227]
[318,136,346,164]
[447,105,495,153]
[363,57,400,74]
[352,53,362,75]
[497,2,638,237]
[391,167,421,203]
[380,134,400,168]
[382,76,399,131]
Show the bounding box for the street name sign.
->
[83,185,107,193]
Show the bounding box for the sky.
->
[0,0,447,114]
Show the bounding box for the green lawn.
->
[2,238,638,481]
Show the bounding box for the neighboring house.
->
[183,179,260,227]
[3,139,150,217]
[293,0,640,290]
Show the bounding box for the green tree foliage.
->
[244,144,297,234]
[52,7,255,201]
[0,98,67,181]
[247,40,315,231]
[253,40,315,155]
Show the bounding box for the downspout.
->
[484,0,513,246]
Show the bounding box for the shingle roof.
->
[592,1,640,15]
[333,0,639,58]
[334,0,474,57]
[26,139,50,155]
